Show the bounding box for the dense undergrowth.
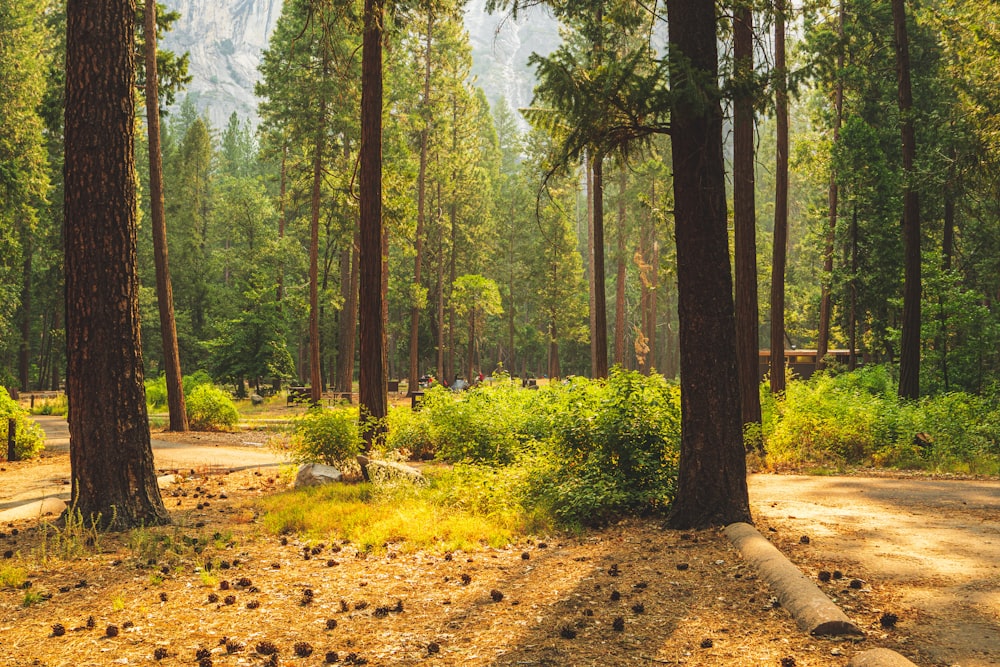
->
[763,365,1000,475]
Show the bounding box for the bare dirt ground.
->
[0,418,995,666]
[751,473,1000,667]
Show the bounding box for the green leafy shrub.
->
[533,371,681,526]
[290,407,361,467]
[383,405,433,459]
[763,365,1000,473]
[425,380,545,464]
[145,374,168,410]
[146,370,215,411]
[0,388,45,460]
[182,370,214,397]
[185,384,239,431]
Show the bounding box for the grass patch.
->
[0,564,27,589]
[259,473,553,554]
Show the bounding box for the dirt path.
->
[750,473,1000,667]
[0,417,282,514]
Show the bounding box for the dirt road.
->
[0,416,282,513]
[750,473,1000,667]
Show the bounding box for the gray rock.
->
[250,393,264,405]
[358,456,426,486]
[294,463,343,488]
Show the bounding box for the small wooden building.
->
[758,349,860,381]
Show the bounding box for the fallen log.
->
[725,522,864,636]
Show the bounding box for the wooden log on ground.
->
[725,521,864,636]
[847,648,920,666]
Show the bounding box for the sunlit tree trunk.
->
[409,12,434,395]
[733,0,761,431]
[769,0,789,394]
[592,153,608,378]
[615,165,627,367]
[145,0,187,431]
[817,0,844,368]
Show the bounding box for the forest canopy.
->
[3,0,1000,404]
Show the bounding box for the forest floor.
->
[0,418,995,666]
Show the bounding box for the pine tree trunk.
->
[769,0,789,394]
[18,234,31,392]
[592,154,609,379]
[145,0,187,431]
[336,228,359,394]
[817,0,844,368]
[849,206,858,370]
[277,141,287,302]
[615,166,627,367]
[893,0,921,400]
[409,13,434,396]
[360,0,387,449]
[586,158,597,375]
[733,0,762,429]
[64,0,169,529]
[665,0,751,529]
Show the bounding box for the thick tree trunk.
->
[817,0,845,368]
[145,0,187,431]
[64,0,169,528]
[615,166,627,367]
[769,0,789,394]
[665,0,751,529]
[592,154,609,379]
[733,0,762,430]
[359,0,387,448]
[893,0,921,400]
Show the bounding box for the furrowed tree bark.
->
[666,0,751,529]
[64,0,169,529]
[359,0,387,449]
[145,0,187,431]
[769,0,789,394]
[892,0,921,400]
[733,0,762,432]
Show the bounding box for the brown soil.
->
[2,468,897,666]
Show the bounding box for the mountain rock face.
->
[160,0,558,129]
[160,0,282,129]
[465,0,561,120]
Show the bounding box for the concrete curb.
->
[0,497,67,523]
[724,522,864,636]
[0,476,176,525]
[847,648,920,666]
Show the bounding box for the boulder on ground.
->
[294,463,343,488]
[357,455,425,486]
[250,393,264,406]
